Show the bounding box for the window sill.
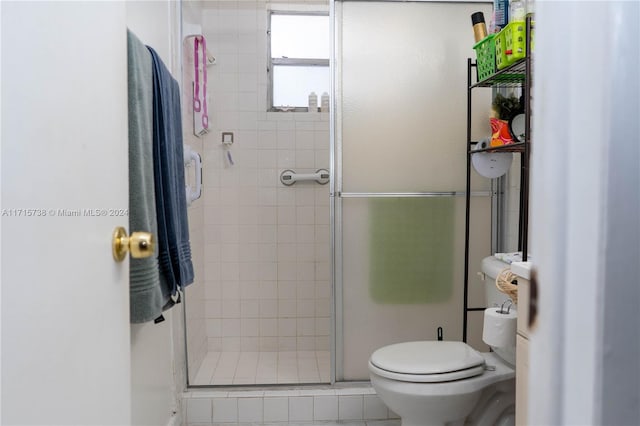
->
[269,107,328,113]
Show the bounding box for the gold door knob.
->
[112,226,155,262]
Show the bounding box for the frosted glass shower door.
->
[334,0,493,380]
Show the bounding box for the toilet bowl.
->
[369,342,515,426]
[368,256,515,426]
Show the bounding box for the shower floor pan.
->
[192,350,330,386]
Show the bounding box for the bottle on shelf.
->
[471,12,488,42]
[526,0,535,17]
[510,0,526,22]
[493,0,509,31]
[308,91,318,112]
[320,92,330,112]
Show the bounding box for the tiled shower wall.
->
[200,0,331,354]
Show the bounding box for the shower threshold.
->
[182,383,401,425]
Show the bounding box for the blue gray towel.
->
[147,46,194,302]
[127,30,164,323]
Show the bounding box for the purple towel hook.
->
[200,36,209,129]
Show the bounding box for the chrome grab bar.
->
[280,169,330,186]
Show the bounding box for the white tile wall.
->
[264,397,289,422]
[237,398,263,422]
[339,395,364,421]
[213,397,238,423]
[289,396,314,421]
[186,398,212,424]
[183,386,400,425]
[199,0,331,360]
[314,396,338,421]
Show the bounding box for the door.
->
[528,2,640,425]
[1,2,131,424]
[333,0,493,380]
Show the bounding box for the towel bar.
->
[184,145,202,206]
[338,191,492,198]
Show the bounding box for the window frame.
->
[267,10,330,112]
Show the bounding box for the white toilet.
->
[368,256,515,426]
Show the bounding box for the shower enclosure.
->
[184,0,494,386]
[332,0,493,381]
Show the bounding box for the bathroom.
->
[1,1,638,426]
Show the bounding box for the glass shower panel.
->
[338,1,493,193]
[341,196,492,379]
[335,0,493,380]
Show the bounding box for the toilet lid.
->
[370,341,484,375]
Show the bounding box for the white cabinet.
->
[512,261,532,425]
[516,334,529,425]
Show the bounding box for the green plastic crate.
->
[495,30,509,70]
[473,34,496,81]
[504,20,526,64]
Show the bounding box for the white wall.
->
[127,1,200,425]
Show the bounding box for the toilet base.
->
[390,379,515,426]
[371,374,482,426]
[370,352,515,426]
[465,379,515,426]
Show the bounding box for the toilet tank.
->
[481,256,514,307]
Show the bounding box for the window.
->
[268,12,330,111]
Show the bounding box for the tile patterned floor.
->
[192,351,331,385]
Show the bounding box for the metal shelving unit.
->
[463,16,533,342]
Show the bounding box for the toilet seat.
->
[369,341,486,383]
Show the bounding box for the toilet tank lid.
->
[369,341,484,375]
[481,256,510,279]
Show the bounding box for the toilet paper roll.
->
[482,307,517,348]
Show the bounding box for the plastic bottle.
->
[526,0,535,17]
[471,12,488,43]
[308,92,318,112]
[510,0,526,22]
[493,0,509,31]
[320,92,330,112]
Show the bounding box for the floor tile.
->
[192,350,330,385]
